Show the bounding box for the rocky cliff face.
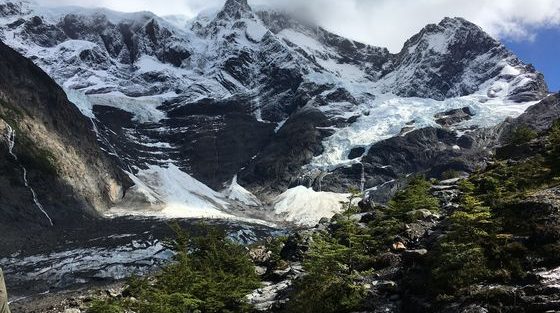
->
[0,0,552,225]
[0,40,131,249]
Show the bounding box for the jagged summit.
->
[381,16,548,100]
[218,0,253,19]
[400,17,497,55]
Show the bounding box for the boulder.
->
[280,233,310,262]
[406,209,439,221]
[392,242,406,252]
[402,249,428,262]
[249,246,272,264]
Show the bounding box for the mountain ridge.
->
[0,0,551,226]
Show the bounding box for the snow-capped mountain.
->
[0,0,549,225]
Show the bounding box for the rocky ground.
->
[8,169,560,313]
[244,179,459,312]
[9,282,125,313]
[245,173,560,312]
[1,216,279,312]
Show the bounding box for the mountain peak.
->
[399,16,499,56]
[437,16,484,32]
[218,0,252,19]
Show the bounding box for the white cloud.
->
[34,0,560,52]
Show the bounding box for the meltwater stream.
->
[4,124,54,226]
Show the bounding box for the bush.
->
[286,233,367,313]
[430,242,489,293]
[88,224,260,313]
[509,125,537,145]
[87,301,123,313]
[389,176,440,218]
[441,169,462,180]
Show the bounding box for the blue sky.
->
[504,27,560,92]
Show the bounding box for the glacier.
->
[0,0,549,226]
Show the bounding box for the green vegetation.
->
[389,175,440,216]
[88,224,260,313]
[0,99,26,125]
[424,119,560,300]
[287,119,560,308]
[509,124,537,145]
[286,232,369,313]
[88,119,560,311]
[428,180,494,294]
[286,177,439,313]
[441,169,462,180]
[18,144,58,176]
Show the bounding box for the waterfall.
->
[23,167,53,226]
[6,124,16,158]
[360,162,366,193]
[3,124,54,226]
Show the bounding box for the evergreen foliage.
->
[88,224,260,313]
[509,124,537,145]
[286,177,438,312]
[389,175,440,217]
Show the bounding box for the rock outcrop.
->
[0,268,9,313]
[0,40,131,251]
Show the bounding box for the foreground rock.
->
[0,269,9,313]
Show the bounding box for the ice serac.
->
[0,0,553,226]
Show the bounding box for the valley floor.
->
[0,216,279,306]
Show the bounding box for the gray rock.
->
[0,269,10,313]
[249,246,272,264]
[406,209,439,221]
[403,249,428,261]
[0,41,131,253]
[435,107,474,127]
[255,266,267,276]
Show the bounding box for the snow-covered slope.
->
[0,0,549,225]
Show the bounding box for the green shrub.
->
[389,176,440,218]
[509,125,537,145]
[287,233,367,313]
[88,224,260,313]
[430,241,489,293]
[87,301,123,313]
[441,169,461,180]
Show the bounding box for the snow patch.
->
[426,33,449,54]
[273,186,349,226]
[109,164,230,219]
[245,20,268,42]
[537,266,560,288]
[88,92,168,123]
[278,29,324,53]
[223,175,261,206]
[108,165,275,227]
